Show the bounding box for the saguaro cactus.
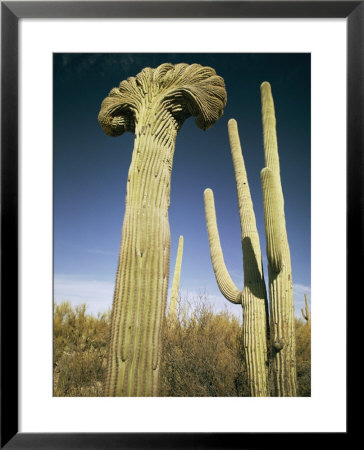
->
[260,82,297,396]
[98,63,226,396]
[204,119,269,397]
[301,294,311,324]
[167,235,184,320]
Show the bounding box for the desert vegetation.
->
[53,302,110,397]
[56,64,308,398]
[53,297,310,397]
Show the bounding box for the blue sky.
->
[53,53,310,319]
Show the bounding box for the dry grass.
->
[53,297,310,397]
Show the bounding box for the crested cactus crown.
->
[98,62,227,137]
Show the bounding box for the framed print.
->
[1,1,359,448]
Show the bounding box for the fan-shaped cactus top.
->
[98,62,227,137]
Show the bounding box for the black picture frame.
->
[1,1,357,448]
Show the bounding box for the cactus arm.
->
[260,81,280,173]
[168,235,184,319]
[204,188,241,304]
[260,167,284,273]
[229,118,258,237]
[228,119,268,286]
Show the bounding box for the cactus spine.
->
[167,235,184,320]
[301,294,311,324]
[98,63,226,396]
[204,119,269,397]
[260,82,297,396]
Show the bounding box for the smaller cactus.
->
[204,119,269,397]
[167,236,184,320]
[301,294,311,323]
[260,81,297,396]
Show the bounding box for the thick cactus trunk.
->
[168,235,184,320]
[204,119,269,397]
[98,63,226,396]
[104,120,176,396]
[260,82,297,396]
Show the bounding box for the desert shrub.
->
[54,299,310,397]
[53,302,110,396]
[159,295,249,397]
[295,318,311,396]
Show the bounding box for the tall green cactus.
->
[98,63,226,396]
[204,119,269,397]
[204,83,298,397]
[260,81,297,396]
[167,235,184,320]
